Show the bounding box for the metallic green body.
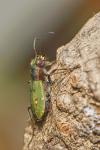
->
[29,56,51,121]
[30,80,46,120]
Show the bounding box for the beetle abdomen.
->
[31,80,46,120]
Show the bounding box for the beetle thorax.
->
[35,66,45,80]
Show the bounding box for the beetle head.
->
[36,55,46,67]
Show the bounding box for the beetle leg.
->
[45,60,56,67]
[45,98,51,113]
[47,74,52,84]
[50,68,68,76]
[49,64,80,75]
[28,106,32,120]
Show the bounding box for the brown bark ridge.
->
[23,12,100,150]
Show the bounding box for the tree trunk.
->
[23,12,100,150]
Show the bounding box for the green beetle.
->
[28,38,51,122]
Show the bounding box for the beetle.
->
[28,36,68,123]
[28,38,52,122]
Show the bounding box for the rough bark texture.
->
[23,12,100,150]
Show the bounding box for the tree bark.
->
[23,12,100,150]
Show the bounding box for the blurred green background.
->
[0,0,100,150]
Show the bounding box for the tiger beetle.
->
[28,34,69,124]
[28,37,53,123]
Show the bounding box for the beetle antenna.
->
[33,37,37,57]
[33,32,55,57]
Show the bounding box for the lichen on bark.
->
[23,12,100,150]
